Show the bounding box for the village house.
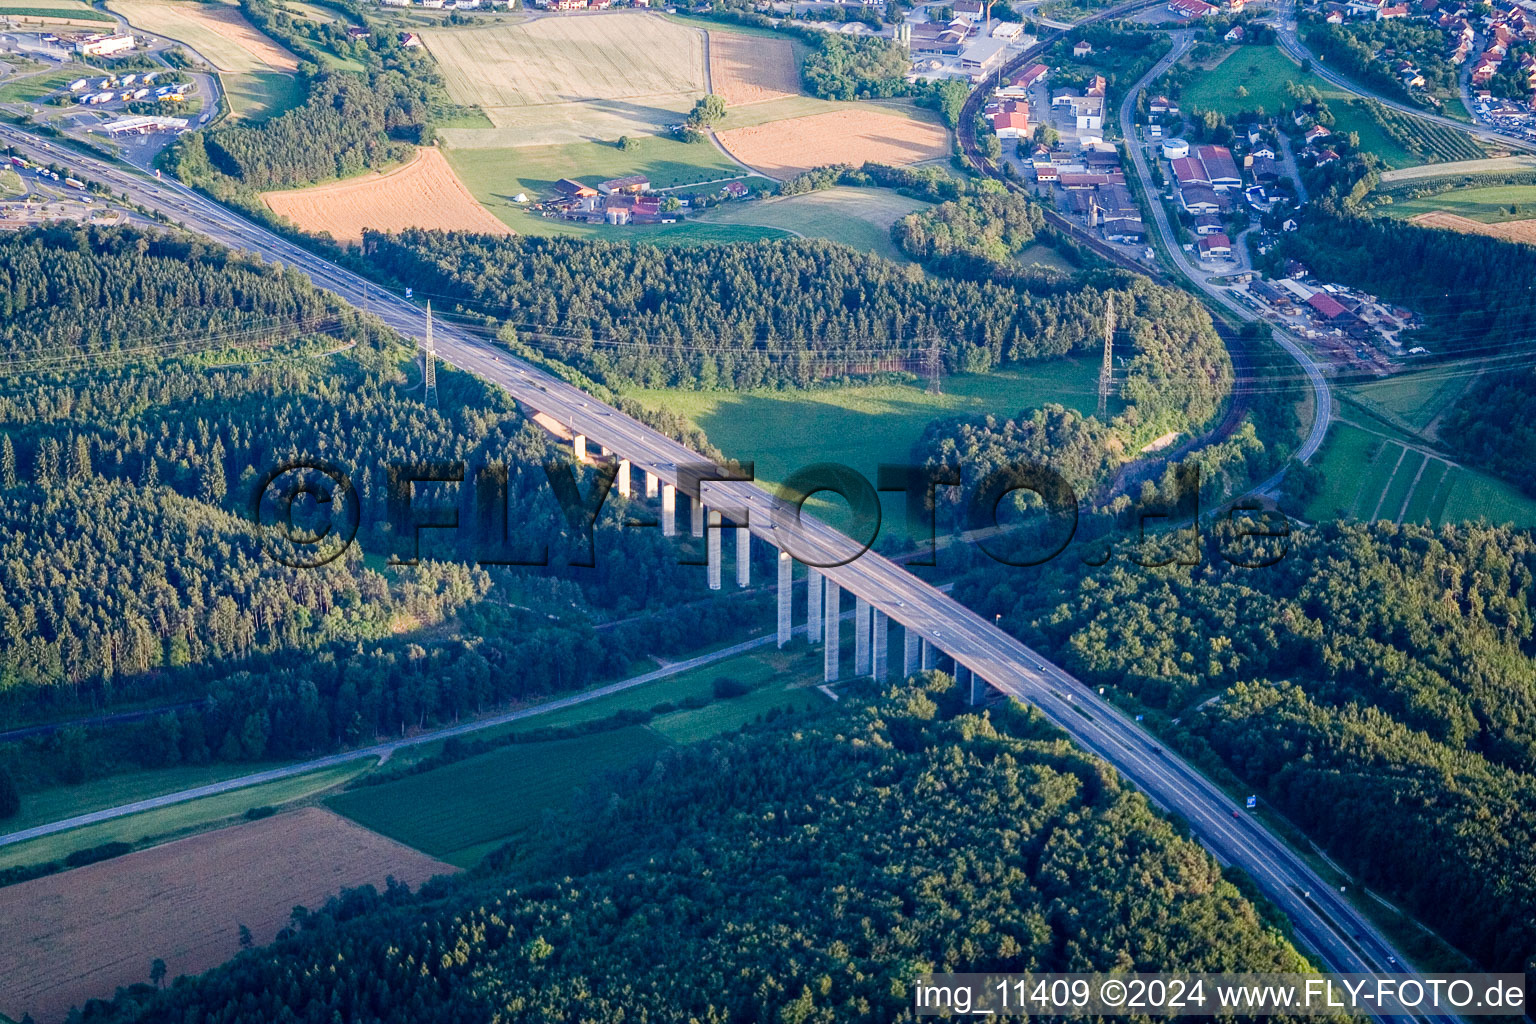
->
[991,99,1031,138]
[1193,212,1225,235]
[1180,185,1230,214]
[1198,232,1233,259]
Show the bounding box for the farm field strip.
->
[328,647,828,864]
[328,728,670,861]
[715,108,949,179]
[1305,421,1536,527]
[0,808,453,1024]
[423,14,703,145]
[262,147,512,244]
[221,68,304,120]
[1346,366,1483,434]
[0,0,114,19]
[691,185,932,260]
[0,760,372,873]
[707,29,799,106]
[1408,210,1536,245]
[105,0,298,73]
[1386,184,1536,223]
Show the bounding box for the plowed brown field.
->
[0,808,454,1024]
[262,147,511,243]
[716,109,948,178]
[1410,210,1536,244]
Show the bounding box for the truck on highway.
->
[64,177,85,190]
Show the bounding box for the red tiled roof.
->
[1307,292,1349,318]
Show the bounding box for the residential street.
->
[1117,31,1332,468]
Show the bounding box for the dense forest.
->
[171,71,431,191]
[362,230,1233,442]
[893,189,1047,272]
[800,33,914,100]
[1438,365,1536,495]
[0,226,333,363]
[951,521,1536,974]
[76,680,1313,1023]
[0,226,755,797]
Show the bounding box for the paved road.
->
[0,626,814,849]
[1117,33,1332,470]
[1274,0,1535,153]
[0,122,1442,1023]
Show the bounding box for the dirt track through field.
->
[0,807,453,1024]
[263,148,511,243]
[708,30,799,106]
[716,109,949,178]
[1409,210,1536,244]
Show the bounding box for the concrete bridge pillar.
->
[707,510,722,591]
[903,626,919,678]
[872,610,888,681]
[572,434,586,462]
[735,526,750,588]
[616,458,630,498]
[645,470,659,499]
[776,552,792,647]
[854,597,871,676]
[921,638,936,671]
[823,580,841,683]
[661,483,676,537]
[807,569,823,642]
[967,670,989,707]
[691,497,705,538]
[599,444,611,457]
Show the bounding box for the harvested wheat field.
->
[1410,210,1536,244]
[716,109,949,178]
[263,148,511,244]
[106,0,298,73]
[0,807,453,1024]
[709,30,800,106]
[423,14,703,144]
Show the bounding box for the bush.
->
[64,841,133,868]
[712,677,751,699]
[0,764,19,820]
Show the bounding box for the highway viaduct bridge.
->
[555,430,984,699]
[0,121,1445,1019]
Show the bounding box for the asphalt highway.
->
[0,123,1450,1022]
